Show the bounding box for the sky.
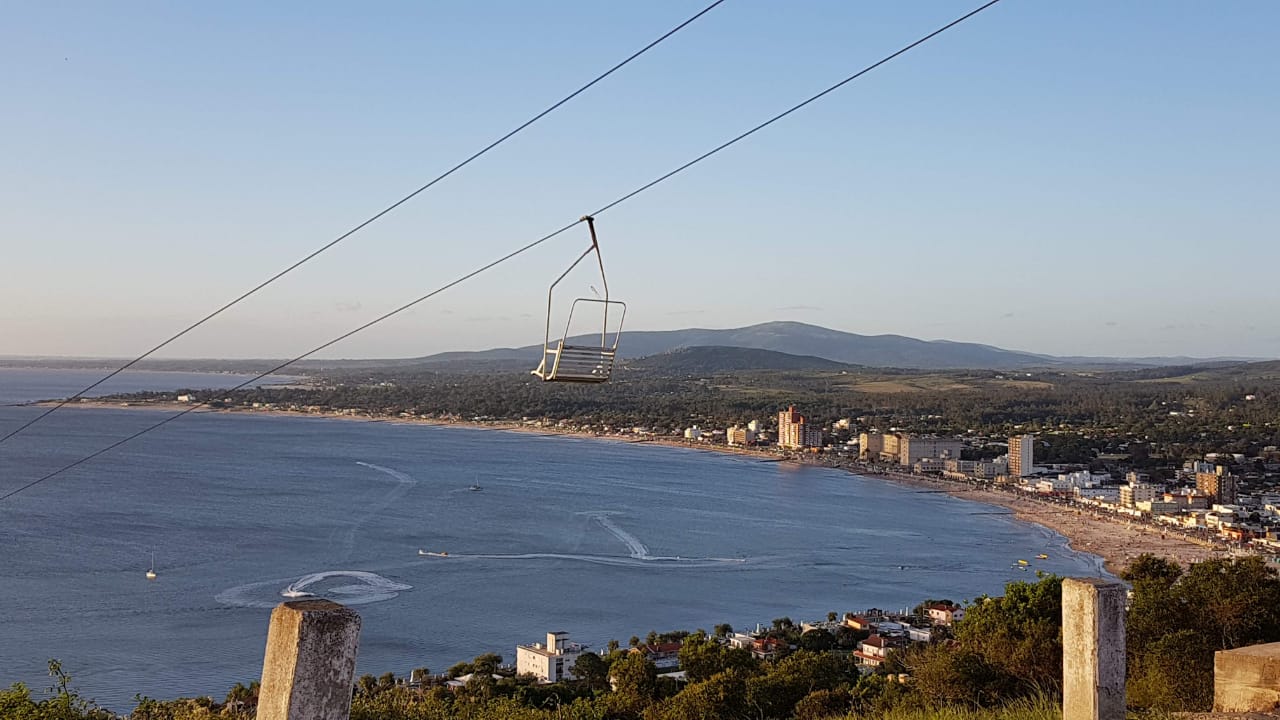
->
[2,1,1278,361]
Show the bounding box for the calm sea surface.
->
[0,369,1105,711]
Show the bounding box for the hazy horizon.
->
[0,319,1274,363]
[5,2,1278,360]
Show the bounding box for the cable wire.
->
[0,220,584,503]
[0,0,727,448]
[0,0,1002,503]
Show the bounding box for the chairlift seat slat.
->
[534,343,618,383]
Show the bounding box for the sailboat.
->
[146,552,158,581]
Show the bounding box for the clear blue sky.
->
[3,1,1277,360]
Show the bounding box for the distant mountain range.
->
[3,321,1269,374]
[365,321,1265,372]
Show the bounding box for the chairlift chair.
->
[531,216,626,383]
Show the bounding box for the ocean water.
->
[0,369,1105,711]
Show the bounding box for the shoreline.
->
[35,399,1245,575]
[833,469,1228,575]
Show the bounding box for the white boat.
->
[281,589,313,599]
[468,485,482,492]
[145,552,157,581]
[418,550,449,557]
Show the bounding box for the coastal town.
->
[538,405,1280,557]
[370,404,1279,692]
[377,598,969,693]
[55,388,1280,705]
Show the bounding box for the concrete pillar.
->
[1214,641,1280,712]
[1062,577,1126,720]
[258,600,362,720]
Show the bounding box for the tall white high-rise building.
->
[1009,434,1035,477]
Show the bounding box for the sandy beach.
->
[847,469,1229,575]
[39,399,1244,574]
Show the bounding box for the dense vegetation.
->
[108,360,1280,472]
[10,556,1279,720]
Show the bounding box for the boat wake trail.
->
[355,461,414,485]
[442,552,743,569]
[333,462,417,560]
[216,570,412,609]
[417,511,748,569]
[581,511,650,559]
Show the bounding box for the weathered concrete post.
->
[1062,577,1126,720]
[1214,642,1280,712]
[258,599,362,720]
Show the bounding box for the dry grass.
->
[827,696,1062,720]
[995,380,1055,390]
[845,379,975,394]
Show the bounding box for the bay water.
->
[0,369,1104,711]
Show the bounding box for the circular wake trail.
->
[217,570,412,609]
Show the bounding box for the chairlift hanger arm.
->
[543,216,610,354]
[583,215,608,302]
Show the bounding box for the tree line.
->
[9,555,1279,719]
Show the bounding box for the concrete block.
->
[258,599,362,720]
[1062,577,1126,720]
[1215,642,1280,713]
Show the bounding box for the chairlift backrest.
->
[531,217,626,383]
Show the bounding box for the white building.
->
[975,460,1008,479]
[1076,486,1121,502]
[516,631,588,683]
[683,426,702,440]
[1121,482,1162,508]
[898,436,964,466]
[1036,471,1107,494]
[906,625,933,643]
[914,458,946,474]
[1046,471,1110,491]
[1185,460,1216,475]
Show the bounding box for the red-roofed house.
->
[843,614,874,631]
[750,637,787,661]
[853,635,896,668]
[925,603,965,627]
[631,641,683,670]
